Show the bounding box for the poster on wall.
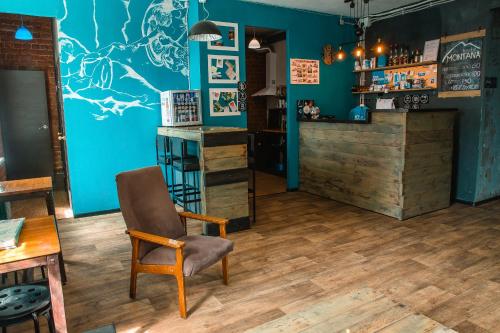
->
[209,88,240,116]
[438,30,485,98]
[290,58,320,85]
[208,55,240,84]
[207,21,239,52]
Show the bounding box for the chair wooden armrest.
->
[126,229,185,249]
[178,212,229,238]
[178,212,229,225]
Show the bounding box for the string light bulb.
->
[374,37,386,55]
[336,46,346,61]
[353,42,365,58]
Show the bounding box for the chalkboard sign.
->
[439,30,486,98]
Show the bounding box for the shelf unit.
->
[352,87,436,95]
[353,61,438,73]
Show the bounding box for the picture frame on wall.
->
[207,21,239,52]
[209,88,240,117]
[208,55,240,84]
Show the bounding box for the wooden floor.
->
[14,192,500,332]
[254,171,287,197]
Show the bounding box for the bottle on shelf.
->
[414,49,420,64]
[388,46,394,66]
[402,47,408,65]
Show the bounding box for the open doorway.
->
[0,14,72,220]
[246,27,287,201]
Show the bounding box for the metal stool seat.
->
[172,157,200,172]
[0,284,55,333]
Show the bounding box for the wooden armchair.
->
[116,166,233,319]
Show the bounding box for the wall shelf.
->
[352,87,437,95]
[353,61,438,74]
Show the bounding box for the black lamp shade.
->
[188,20,222,42]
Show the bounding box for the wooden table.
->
[0,216,67,332]
[0,177,67,282]
[0,177,55,215]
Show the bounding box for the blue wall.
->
[0,0,61,17]
[194,0,355,189]
[57,0,190,214]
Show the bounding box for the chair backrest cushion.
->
[116,166,185,258]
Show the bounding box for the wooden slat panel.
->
[205,168,248,187]
[204,157,247,173]
[203,131,247,147]
[203,144,247,160]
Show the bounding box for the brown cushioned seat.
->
[141,235,234,276]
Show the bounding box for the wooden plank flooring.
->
[12,192,500,332]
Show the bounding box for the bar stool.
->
[171,139,201,213]
[156,135,181,197]
[0,283,55,333]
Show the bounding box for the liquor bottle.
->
[401,47,407,64]
[389,46,394,66]
[410,50,415,64]
[414,49,420,63]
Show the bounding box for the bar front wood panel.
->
[402,112,455,219]
[299,111,455,220]
[201,142,249,220]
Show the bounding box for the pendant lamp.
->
[188,0,222,42]
[15,16,33,41]
[248,30,260,49]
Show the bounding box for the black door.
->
[0,70,54,180]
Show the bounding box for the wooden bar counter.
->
[158,126,249,234]
[299,110,457,220]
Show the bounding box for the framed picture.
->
[207,21,239,52]
[290,58,320,85]
[209,88,240,117]
[208,55,240,84]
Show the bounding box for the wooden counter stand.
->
[299,111,456,220]
[158,126,249,235]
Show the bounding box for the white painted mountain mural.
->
[57,0,189,120]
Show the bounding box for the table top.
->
[0,216,60,265]
[0,177,53,197]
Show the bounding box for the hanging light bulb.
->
[353,42,365,58]
[188,0,222,42]
[15,16,33,41]
[336,46,347,61]
[248,30,260,49]
[374,37,386,55]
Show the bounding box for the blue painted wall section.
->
[0,0,62,18]
[192,0,355,189]
[57,0,190,214]
[476,3,500,202]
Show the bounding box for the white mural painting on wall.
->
[58,0,189,120]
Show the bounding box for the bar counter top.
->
[298,108,458,124]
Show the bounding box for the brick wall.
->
[0,13,63,175]
[245,47,267,132]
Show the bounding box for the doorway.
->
[245,27,288,201]
[0,14,72,219]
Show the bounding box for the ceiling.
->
[240,0,427,16]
